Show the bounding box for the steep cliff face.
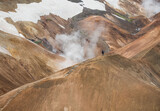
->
[0,0,160,111]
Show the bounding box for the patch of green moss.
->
[46,18,52,22]
[114,12,133,23]
[34,40,42,44]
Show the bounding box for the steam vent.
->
[0,0,160,111]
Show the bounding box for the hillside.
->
[0,0,160,111]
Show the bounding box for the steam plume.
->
[55,25,104,68]
[142,0,160,17]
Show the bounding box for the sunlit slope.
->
[0,31,67,95]
[0,53,160,111]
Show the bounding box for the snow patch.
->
[0,0,83,23]
[0,0,106,23]
[0,0,83,36]
[112,13,125,21]
[58,24,65,29]
[0,46,12,56]
[150,82,156,86]
[105,0,120,9]
[0,0,106,37]
[0,18,24,37]
[82,0,106,11]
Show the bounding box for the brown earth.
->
[0,30,68,95]
[0,1,160,110]
[0,51,160,111]
[78,16,136,50]
[0,53,33,96]
[0,0,41,12]
[114,21,160,59]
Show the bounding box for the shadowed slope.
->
[0,53,34,96]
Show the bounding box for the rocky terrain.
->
[0,0,160,111]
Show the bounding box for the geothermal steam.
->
[55,25,104,67]
[142,0,160,17]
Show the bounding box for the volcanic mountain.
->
[0,0,160,111]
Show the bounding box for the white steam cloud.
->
[55,25,104,67]
[142,0,160,17]
[56,31,85,63]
